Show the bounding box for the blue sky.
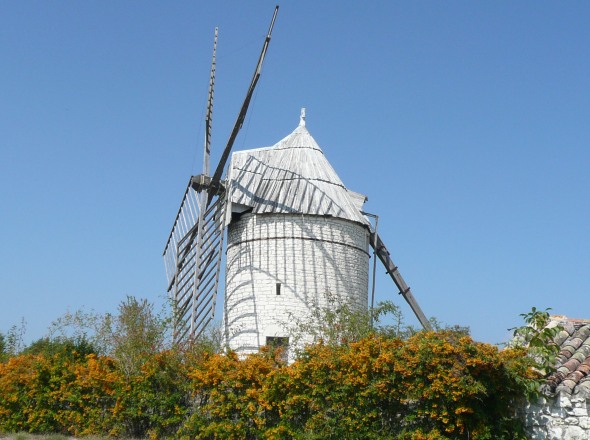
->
[1,1,588,346]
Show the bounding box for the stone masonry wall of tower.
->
[224,212,370,357]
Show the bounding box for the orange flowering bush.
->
[0,298,541,439]
[112,349,191,439]
[52,354,122,436]
[180,347,286,439]
[394,331,529,439]
[272,336,406,438]
[0,354,42,433]
[0,348,120,436]
[178,332,532,439]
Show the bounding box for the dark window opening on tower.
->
[276,283,281,295]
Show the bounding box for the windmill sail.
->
[163,27,221,342]
[209,5,279,193]
[164,7,279,342]
[163,181,226,342]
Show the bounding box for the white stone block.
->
[559,393,573,408]
[563,426,585,440]
[528,426,548,440]
[547,425,563,440]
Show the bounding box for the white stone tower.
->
[164,10,431,348]
[223,110,370,356]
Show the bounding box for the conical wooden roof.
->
[226,116,368,226]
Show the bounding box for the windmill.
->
[163,6,432,348]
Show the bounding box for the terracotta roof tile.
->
[546,317,590,396]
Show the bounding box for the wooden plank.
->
[370,232,433,331]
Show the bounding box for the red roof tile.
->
[545,317,590,396]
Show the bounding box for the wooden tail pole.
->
[370,232,433,331]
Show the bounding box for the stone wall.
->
[224,213,369,359]
[526,392,590,440]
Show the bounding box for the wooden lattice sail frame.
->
[163,7,279,342]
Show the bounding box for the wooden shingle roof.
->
[226,117,369,226]
[545,317,590,396]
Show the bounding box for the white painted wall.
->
[224,213,369,359]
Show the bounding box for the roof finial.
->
[299,107,306,126]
